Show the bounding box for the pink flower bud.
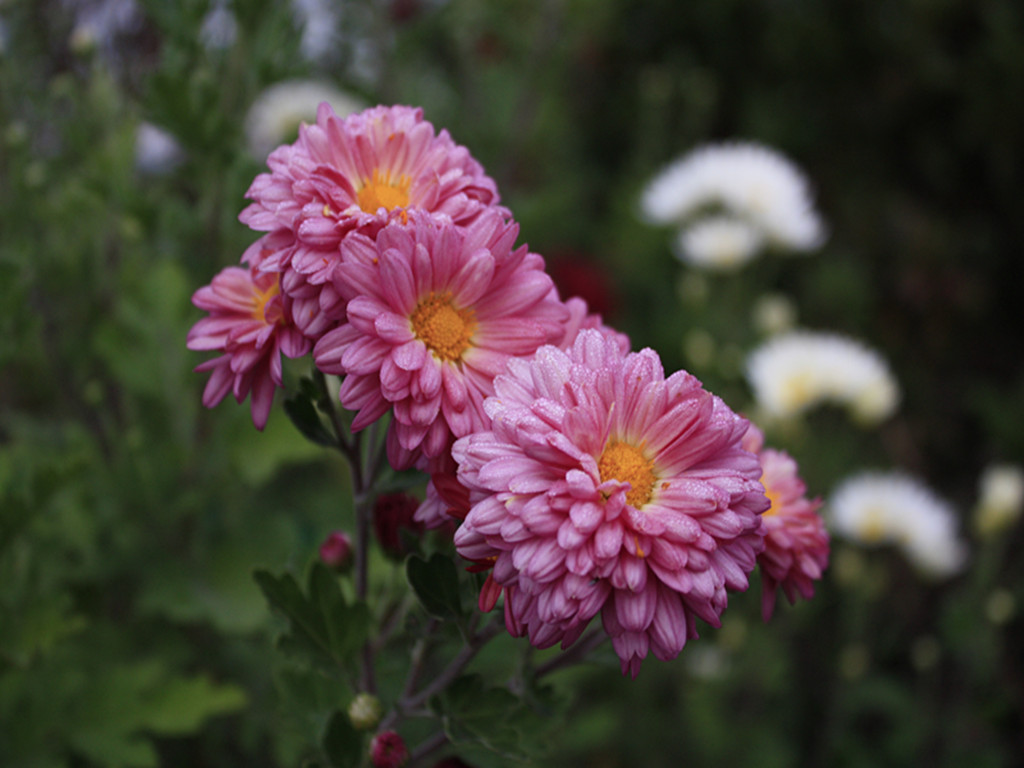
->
[319,531,353,572]
[373,493,424,559]
[370,730,408,768]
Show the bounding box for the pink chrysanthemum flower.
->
[452,329,768,677]
[187,253,310,429]
[313,209,568,469]
[413,298,627,532]
[743,427,829,620]
[557,296,631,353]
[239,103,501,339]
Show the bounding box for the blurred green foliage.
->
[2,0,1022,766]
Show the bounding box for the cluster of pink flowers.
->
[188,103,828,675]
[743,426,830,621]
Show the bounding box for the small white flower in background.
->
[751,293,798,337]
[292,0,341,63]
[745,330,899,425]
[829,471,967,579]
[64,0,142,58]
[674,215,764,271]
[200,0,237,51]
[641,141,826,264]
[973,464,1024,537]
[244,80,364,160]
[135,122,185,175]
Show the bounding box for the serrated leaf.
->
[431,674,541,760]
[309,563,372,661]
[406,553,464,621]
[255,567,371,672]
[255,569,332,665]
[322,709,362,768]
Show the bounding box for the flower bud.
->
[319,531,353,572]
[373,493,424,559]
[370,730,408,768]
[347,692,382,730]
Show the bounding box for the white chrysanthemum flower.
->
[674,215,764,270]
[974,464,1024,537]
[746,330,899,424]
[135,122,185,175]
[829,472,967,578]
[244,80,364,159]
[641,142,826,252]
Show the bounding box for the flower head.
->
[373,492,426,559]
[370,730,408,768]
[453,330,767,676]
[134,122,184,175]
[319,531,354,572]
[973,463,1024,537]
[829,471,967,578]
[313,209,568,469]
[347,692,382,730]
[240,103,501,339]
[187,252,310,429]
[244,80,364,160]
[674,216,764,271]
[743,427,829,620]
[556,296,630,353]
[746,331,899,424]
[642,142,825,252]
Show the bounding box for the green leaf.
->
[308,563,372,661]
[431,674,535,760]
[322,709,363,768]
[143,675,247,735]
[0,593,85,666]
[254,566,371,672]
[406,553,464,622]
[284,389,336,447]
[65,662,247,768]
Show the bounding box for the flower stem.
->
[407,731,450,768]
[313,370,379,693]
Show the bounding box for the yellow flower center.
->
[762,476,781,517]
[410,291,476,362]
[251,278,281,324]
[357,169,412,213]
[856,505,888,543]
[599,440,657,509]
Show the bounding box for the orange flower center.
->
[599,440,657,509]
[762,476,781,517]
[357,169,412,213]
[856,505,888,543]
[410,291,476,362]
[251,277,281,325]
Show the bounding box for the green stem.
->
[313,370,379,693]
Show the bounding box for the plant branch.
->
[403,619,503,712]
[408,730,450,768]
